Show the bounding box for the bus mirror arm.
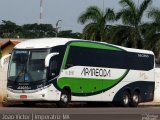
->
[45,52,59,67]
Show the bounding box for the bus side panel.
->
[60,42,155,103]
[112,68,155,103]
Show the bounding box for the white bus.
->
[7,38,155,107]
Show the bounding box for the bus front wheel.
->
[57,90,71,108]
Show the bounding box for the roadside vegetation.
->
[0,20,81,39]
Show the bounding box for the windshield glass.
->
[8,50,48,82]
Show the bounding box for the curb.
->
[139,101,160,106]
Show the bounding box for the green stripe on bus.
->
[61,46,70,69]
[57,70,129,94]
[69,42,122,51]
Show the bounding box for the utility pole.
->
[39,0,43,24]
[55,20,62,37]
[103,0,104,13]
[137,0,140,6]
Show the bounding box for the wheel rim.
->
[123,94,129,105]
[61,94,68,103]
[133,94,139,103]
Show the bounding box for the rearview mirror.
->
[45,52,59,67]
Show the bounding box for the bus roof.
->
[14,37,154,55]
[15,38,77,49]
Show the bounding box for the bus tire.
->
[121,91,130,107]
[57,90,71,108]
[130,91,140,107]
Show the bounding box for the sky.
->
[0,0,159,32]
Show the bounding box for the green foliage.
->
[118,0,152,26]
[22,23,56,38]
[78,0,152,49]
[114,0,152,49]
[0,20,80,39]
[143,8,160,56]
[0,20,21,38]
[58,30,82,39]
[107,25,136,47]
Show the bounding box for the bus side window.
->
[65,58,73,69]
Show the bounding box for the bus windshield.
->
[8,50,49,82]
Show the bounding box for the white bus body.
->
[7,38,155,107]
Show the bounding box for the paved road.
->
[0,103,160,120]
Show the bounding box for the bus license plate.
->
[20,95,27,99]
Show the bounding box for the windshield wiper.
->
[14,66,25,83]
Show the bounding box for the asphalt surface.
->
[0,103,160,120]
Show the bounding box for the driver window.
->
[50,60,58,76]
[49,56,59,79]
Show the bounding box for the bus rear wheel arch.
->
[57,87,71,108]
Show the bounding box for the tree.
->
[58,30,82,39]
[114,0,152,48]
[0,20,21,38]
[107,25,136,47]
[143,8,160,62]
[0,20,83,39]
[22,23,56,38]
[78,6,115,41]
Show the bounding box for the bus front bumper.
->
[7,84,61,101]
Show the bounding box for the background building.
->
[0,39,21,57]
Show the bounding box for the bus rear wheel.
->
[57,90,71,108]
[130,91,140,107]
[121,91,131,107]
